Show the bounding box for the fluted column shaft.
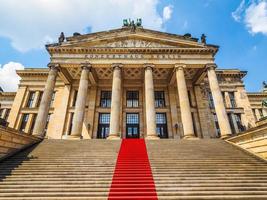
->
[108,65,122,139]
[144,65,159,139]
[69,65,91,139]
[175,65,195,138]
[33,64,59,137]
[206,64,232,137]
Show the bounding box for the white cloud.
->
[232,0,267,35]
[0,62,24,92]
[0,0,173,52]
[232,0,246,22]
[163,5,173,22]
[245,1,267,35]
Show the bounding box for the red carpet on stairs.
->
[108,139,158,200]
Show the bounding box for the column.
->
[33,64,59,137]
[175,65,195,138]
[69,64,91,139]
[206,63,232,137]
[144,65,159,139]
[108,64,122,139]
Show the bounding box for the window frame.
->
[26,91,35,108]
[19,114,29,132]
[228,92,236,108]
[37,91,43,107]
[154,91,165,108]
[126,91,139,108]
[100,91,112,108]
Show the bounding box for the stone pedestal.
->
[206,64,232,138]
[144,65,159,139]
[33,64,59,137]
[175,65,195,138]
[108,65,122,139]
[68,65,91,139]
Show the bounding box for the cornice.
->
[247,92,267,97]
[47,47,217,55]
[215,70,247,79]
[16,69,49,77]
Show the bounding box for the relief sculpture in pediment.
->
[95,39,175,48]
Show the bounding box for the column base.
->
[63,135,83,140]
[220,134,232,139]
[146,135,160,140]
[107,134,121,140]
[183,134,198,140]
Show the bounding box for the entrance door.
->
[126,113,139,138]
[156,113,168,138]
[97,113,110,139]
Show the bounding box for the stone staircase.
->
[0,139,266,199]
[0,139,121,200]
[146,139,267,199]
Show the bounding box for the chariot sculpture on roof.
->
[123,18,142,31]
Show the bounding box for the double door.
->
[126,113,139,138]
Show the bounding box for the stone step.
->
[1,191,267,197]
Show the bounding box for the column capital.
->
[111,63,123,70]
[80,63,92,71]
[47,63,60,72]
[205,63,217,71]
[174,64,186,70]
[144,63,155,70]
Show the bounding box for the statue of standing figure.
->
[263,81,267,88]
[58,32,65,44]
[201,34,206,44]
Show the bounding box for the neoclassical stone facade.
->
[0,26,266,139]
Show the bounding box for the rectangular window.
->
[213,114,220,137]
[37,91,43,107]
[208,92,215,109]
[259,109,264,118]
[26,91,35,108]
[222,92,226,106]
[4,109,10,121]
[126,91,139,107]
[68,113,74,135]
[188,90,193,107]
[100,91,111,108]
[228,92,236,108]
[19,114,29,132]
[72,90,78,107]
[44,114,51,133]
[126,113,139,124]
[29,114,37,134]
[234,113,245,132]
[155,91,165,108]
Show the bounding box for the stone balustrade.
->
[226,123,267,160]
[0,126,41,161]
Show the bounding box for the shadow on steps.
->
[0,143,40,181]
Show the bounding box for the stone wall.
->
[226,122,267,160]
[0,126,41,161]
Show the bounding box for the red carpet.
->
[108,139,158,200]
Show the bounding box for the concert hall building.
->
[0,24,266,139]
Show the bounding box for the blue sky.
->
[0,0,266,92]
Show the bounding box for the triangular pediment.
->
[88,38,178,48]
[57,27,211,49]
